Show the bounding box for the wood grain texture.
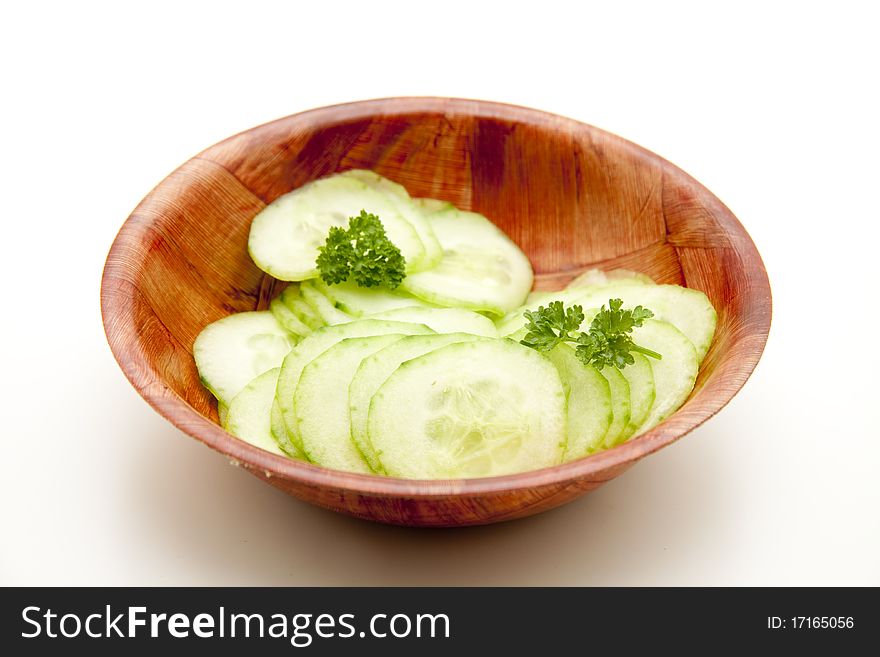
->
[102,98,771,527]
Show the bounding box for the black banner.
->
[1,588,874,654]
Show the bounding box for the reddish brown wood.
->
[101,98,771,527]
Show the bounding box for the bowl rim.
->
[101,96,772,497]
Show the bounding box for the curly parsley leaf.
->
[315,225,355,285]
[521,301,585,352]
[520,298,661,370]
[315,211,406,288]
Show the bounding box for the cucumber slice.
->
[296,334,405,473]
[271,399,304,459]
[300,280,353,325]
[544,345,613,460]
[217,402,229,426]
[525,290,556,305]
[313,278,433,317]
[495,309,529,337]
[247,175,426,280]
[618,353,656,441]
[570,283,716,362]
[339,170,442,270]
[566,268,655,289]
[413,198,455,215]
[349,333,482,472]
[629,319,699,435]
[275,319,435,454]
[280,284,324,330]
[400,208,534,316]
[194,311,297,406]
[368,307,497,337]
[269,297,312,337]
[224,368,287,457]
[369,340,566,478]
[597,365,631,449]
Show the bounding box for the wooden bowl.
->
[101,98,771,527]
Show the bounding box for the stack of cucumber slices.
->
[194,170,717,479]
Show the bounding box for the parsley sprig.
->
[315,211,406,289]
[520,299,662,369]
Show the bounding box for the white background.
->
[1,1,878,586]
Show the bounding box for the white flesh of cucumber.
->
[628,319,699,435]
[367,307,497,337]
[300,280,353,325]
[275,319,434,454]
[544,345,613,460]
[313,278,434,317]
[296,335,405,473]
[247,175,426,280]
[369,340,566,478]
[193,311,297,406]
[349,333,482,472]
[224,368,287,457]
[339,170,442,269]
[400,208,534,316]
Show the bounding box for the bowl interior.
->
[102,98,770,491]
